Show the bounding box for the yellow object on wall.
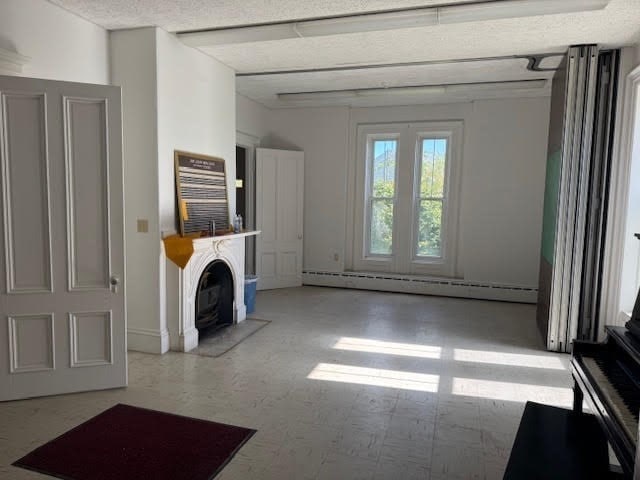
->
[162,234,199,269]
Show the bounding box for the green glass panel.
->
[541,150,561,263]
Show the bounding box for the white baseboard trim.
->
[235,304,247,323]
[302,271,538,304]
[173,326,199,353]
[128,327,170,354]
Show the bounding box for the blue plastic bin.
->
[244,275,258,314]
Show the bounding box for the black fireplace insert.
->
[195,260,234,331]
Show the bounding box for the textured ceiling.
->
[49,0,640,107]
[199,1,640,73]
[47,0,479,31]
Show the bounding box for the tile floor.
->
[0,287,573,479]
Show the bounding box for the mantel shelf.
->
[192,230,260,246]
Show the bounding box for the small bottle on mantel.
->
[208,219,215,237]
[233,214,243,233]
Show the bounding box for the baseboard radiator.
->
[302,270,538,304]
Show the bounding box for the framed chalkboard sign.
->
[174,150,230,236]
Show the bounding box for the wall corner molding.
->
[127,326,170,354]
[0,48,30,75]
[236,130,260,147]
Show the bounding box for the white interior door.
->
[0,75,126,401]
[256,148,304,290]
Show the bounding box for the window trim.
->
[351,121,463,277]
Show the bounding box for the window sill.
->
[412,258,445,265]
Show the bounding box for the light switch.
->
[137,219,149,233]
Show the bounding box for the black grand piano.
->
[504,289,640,479]
[571,287,640,478]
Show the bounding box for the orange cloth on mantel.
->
[162,233,201,269]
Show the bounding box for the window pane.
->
[420,138,447,197]
[417,199,442,257]
[370,199,394,255]
[372,140,396,197]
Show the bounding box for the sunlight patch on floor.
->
[308,363,440,392]
[451,377,573,407]
[453,348,566,370]
[333,337,442,359]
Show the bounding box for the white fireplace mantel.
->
[165,230,260,352]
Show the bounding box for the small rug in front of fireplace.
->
[13,404,255,480]
[191,318,270,358]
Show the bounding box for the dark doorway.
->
[236,146,246,220]
[195,260,234,335]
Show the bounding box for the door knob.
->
[110,275,120,293]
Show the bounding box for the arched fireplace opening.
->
[195,260,234,335]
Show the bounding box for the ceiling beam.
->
[177,0,609,47]
[276,79,549,101]
[235,53,565,77]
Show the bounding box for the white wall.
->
[463,99,550,285]
[263,97,550,288]
[110,28,164,352]
[155,29,236,351]
[0,0,109,84]
[264,107,350,272]
[156,29,236,235]
[111,28,237,353]
[237,94,271,141]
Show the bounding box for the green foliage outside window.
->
[370,141,395,255]
[369,138,447,258]
[417,139,446,257]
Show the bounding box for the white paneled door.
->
[0,75,126,401]
[256,148,304,290]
